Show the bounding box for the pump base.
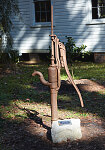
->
[51,119,82,143]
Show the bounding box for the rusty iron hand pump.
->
[32,4,84,122]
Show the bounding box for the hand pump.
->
[32,3,84,123]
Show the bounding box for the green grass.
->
[0,62,105,134]
[61,62,105,82]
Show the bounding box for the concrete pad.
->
[51,119,82,143]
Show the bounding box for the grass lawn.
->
[0,62,105,148]
[0,62,105,121]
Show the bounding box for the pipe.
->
[51,4,55,66]
[32,71,51,87]
[51,4,53,35]
[50,89,58,121]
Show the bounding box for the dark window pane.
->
[41,1,46,11]
[46,1,51,11]
[47,12,51,22]
[98,0,105,18]
[98,0,105,6]
[35,12,40,22]
[35,1,51,22]
[35,2,40,11]
[99,6,105,18]
[92,8,98,19]
[92,0,98,7]
[41,12,46,22]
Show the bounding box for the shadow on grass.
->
[0,65,105,149]
[0,79,105,149]
[58,80,105,119]
[0,111,105,150]
[0,112,52,150]
[0,79,105,119]
[15,104,52,141]
[31,80,105,119]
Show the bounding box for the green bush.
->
[65,36,87,64]
[0,50,19,64]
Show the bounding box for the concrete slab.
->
[51,119,82,143]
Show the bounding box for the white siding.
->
[54,0,105,53]
[11,0,51,54]
[11,0,105,53]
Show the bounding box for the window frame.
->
[30,0,53,27]
[35,0,51,23]
[87,0,105,25]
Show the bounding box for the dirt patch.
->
[33,79,105,93]
[74,79,105,92]
[0,79,105,150]
[1,117,105,150]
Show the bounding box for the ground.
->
[0,64,105,150]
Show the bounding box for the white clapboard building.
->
[10,0,105,62]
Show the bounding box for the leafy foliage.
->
[65,36,87,64]
[0,0,19,62]
[0,50,19,64]
[0,0,19,33]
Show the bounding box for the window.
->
[34,0,51,23]
[92,0,105,19]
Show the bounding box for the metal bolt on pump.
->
[32,4,84,122]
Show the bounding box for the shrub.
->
[65,36,87,64]
[0,50,19,64]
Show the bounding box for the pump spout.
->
[32,71,51,87]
